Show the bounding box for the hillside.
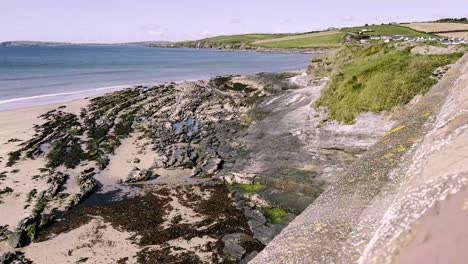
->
[162,22,467,51]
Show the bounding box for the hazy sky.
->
[1,0,466,43]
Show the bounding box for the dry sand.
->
[0,99,89,229]
[0,96,233,263]
[23,217,140,264]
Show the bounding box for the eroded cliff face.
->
[252,54,468,263]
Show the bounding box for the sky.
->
[1,0,467,43]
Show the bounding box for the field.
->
[315,44,463,123]
[252,31,341,44]
[404,23,468,33]
[253,32,346,49]
[197,34,292,44]
[438,32,468,38]
[181,23,466,50]
[341,25,433,37]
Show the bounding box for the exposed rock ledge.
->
[252,54,468,263]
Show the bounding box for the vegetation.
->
[255,32,345,49]
[262,207,288,224]
[6,151,21,167]
[436,17,468,23]
[46,138,85,168]
[195,34,292,45]
[234,183,265,193]
[316,43,463,123]
[342,25,433,37]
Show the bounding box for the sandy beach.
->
[0,77,278,263]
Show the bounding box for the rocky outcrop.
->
[124,167,154,183]
[67,169,98,208]
[251,54,468,263]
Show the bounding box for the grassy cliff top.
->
[315,43,464,123]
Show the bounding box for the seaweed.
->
[6,151,21,167]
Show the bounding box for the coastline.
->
[154,44,327,54]
[0,46,317,112]
[0,74,277,262]
[0,85,130,112]
[0,68,397,263]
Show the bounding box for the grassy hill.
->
[253,32,346,49]
[174,23,463,50]
[185,34,292,45]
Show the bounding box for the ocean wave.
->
[0,85,135,105]
[0,69,137,81]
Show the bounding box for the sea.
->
[0,45,315,110]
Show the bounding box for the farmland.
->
[404,22,468,33]
[341,25,433,37]
[253,32,346,49]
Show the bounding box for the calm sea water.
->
[0,45,314,110]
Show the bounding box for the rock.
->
[222,233,247,259]
[240,251,258,264]
[432,65,452,80]
[68,174,98,208]
[201,157,223,175]
[164,146,198,168]
[46,172,68,198]
[411,45,462,55]
[248,194,272,208]
[244,207,267,230]
[133,158,141,164]
[252,224,282,245]
[8,230,29,248]
[125,167,152,183]
[221,173,256,185]
[1,251,32,264]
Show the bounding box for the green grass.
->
[234,183,265,193]
[255,33,346,49]
[262,208,288,224]
[316,43,463,124]
[197,34,292,45]
[341,25,433,37]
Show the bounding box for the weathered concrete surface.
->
[251,53,468,263]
